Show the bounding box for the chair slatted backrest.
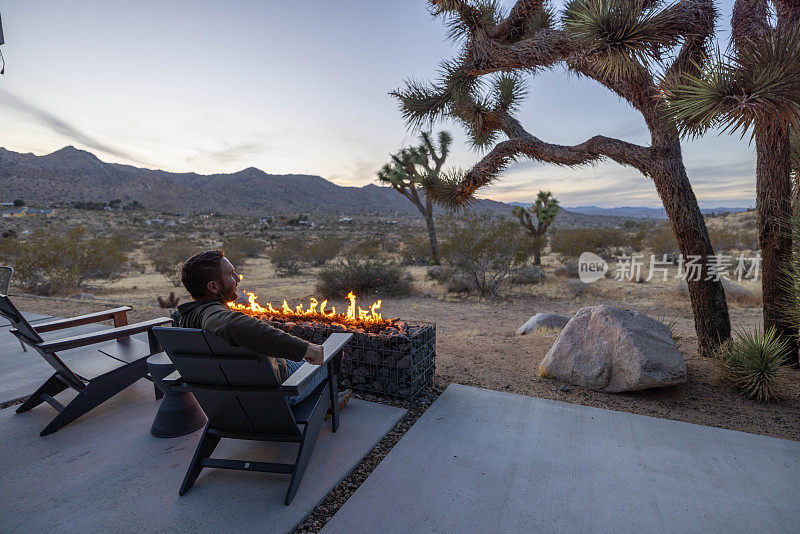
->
[0,266,12,295]
[154,327,302,437]
[0,294,44,345]
[0,294,85,387]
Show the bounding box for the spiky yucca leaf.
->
[532,190,560,225]
[524,6,555,37]
[563,0,685,78]
[431,0,504,43]
[392,79,452,130]
[419,167,481,208]
[719,327,788,402]
[670,28,800,138]
[493,72,528,113]
[392,56,481,130]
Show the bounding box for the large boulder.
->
[516,313,571,335]
[538,305,686,392]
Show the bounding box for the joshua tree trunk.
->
[533,246,542,266]
[651,154,731,357]
[424,196,440,265]
[755,120,798,365]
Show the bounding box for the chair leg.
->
[154,381,164,400]
[179,424,221,496]
[16,373,69,414]
[285,386,330,505]
[327,362,340,433]
[19,338,28,352]
[39,359,148,436]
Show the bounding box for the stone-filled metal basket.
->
[264,319,436,400]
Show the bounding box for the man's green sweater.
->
[176,299,309,382]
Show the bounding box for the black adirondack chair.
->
[152,326,353,504]
[0,266,26,352]
[0,295,173,436]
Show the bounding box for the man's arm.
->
[201,305,310,362]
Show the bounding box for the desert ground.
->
[6,206,798,442]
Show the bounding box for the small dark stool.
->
[147,352,206,438]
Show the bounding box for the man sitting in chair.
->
[176,249,351,410]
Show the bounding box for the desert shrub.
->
[676,278,761,307]
[643,223,679,256]
[301,238,342,266]
[426,265,447,281]
[223,236,264,266]
[270,236,307,276]
[315,256,413,298]
[0,227,129,295]
[107,233,138,252]
[719,327,788,402]
[344,236,383,259]
[510,264,546,285]
[400,234,433,265]
[444,273,471,293]
[151,237,201,286]
[708,226,742,253]
[565,279,587,297]
[554,260,579,278]
[440,211,534,297]
[737,229,759,251]
[549,228,626,258]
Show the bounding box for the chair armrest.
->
[282,333,353,395]
[33,307,132,333]
[321,333,354,365]
[37,317,174,352]
[281,362,324,396]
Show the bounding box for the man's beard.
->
[220,285,238,303]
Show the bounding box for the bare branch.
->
[662,0,717,87]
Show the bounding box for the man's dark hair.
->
[181,249,225,299]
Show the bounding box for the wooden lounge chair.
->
[0,266,26,352]
[152,326,352,504]
[0,295,173,436]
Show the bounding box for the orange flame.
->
[228,291,387,329]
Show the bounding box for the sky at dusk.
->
[0,0,755,208]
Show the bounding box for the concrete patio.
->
[0,317,406,533]
[2,314,799,533]
[322,384,800,534]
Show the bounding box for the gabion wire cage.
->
[263,318,436,400]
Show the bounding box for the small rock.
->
[516,313,571,335]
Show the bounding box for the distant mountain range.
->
[510,203,751,220]
[0,146,518,216]
[4,146,740,224]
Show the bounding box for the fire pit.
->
[229,292,436,400]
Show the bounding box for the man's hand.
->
[303,343,325,365]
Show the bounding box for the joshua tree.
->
[392,0,730,356]
[669,0,800,365]
[511,190,560,265]
[377,131,453,265]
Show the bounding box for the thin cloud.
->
[187,142,265,165]
[0,89,143,163]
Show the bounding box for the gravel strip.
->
[293,379,447,534]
